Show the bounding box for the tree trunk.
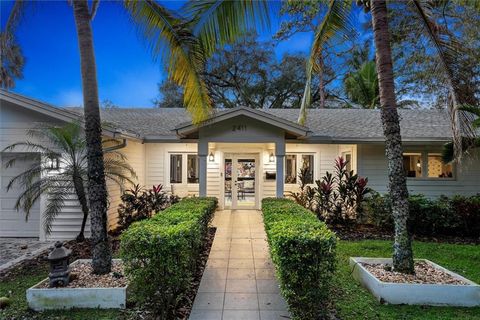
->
[370,0,414,274]
[73,173,89,242]
[72,0,111,274]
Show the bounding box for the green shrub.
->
[362,193,480,237]
[262,198,337,320]
[120,197,217,318]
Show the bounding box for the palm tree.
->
[4,0,271,273]
[299,0,478,273]
[344,61,379,108]
[442,104,480,163]
[2,121,136,242]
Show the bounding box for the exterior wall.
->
[284,143,357,194]
[143,141,358,208]
[357,144,480,197]
[106,139,145,230]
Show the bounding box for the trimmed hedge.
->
[361,193,480,237]
[262,198,337,320]
[120,197,217,317]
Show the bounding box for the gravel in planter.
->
[361,261,468,285]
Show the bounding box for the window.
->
[342,152,352,172]
[170,154,182,183]
[428,154,453,178]
[301,154,314,184]
[285,155,297,184]
[403,153,422,178]
[187,155,199,183]
[285,154,315,184]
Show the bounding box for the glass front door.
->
[224,154,257,209]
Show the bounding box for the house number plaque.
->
[232,125,247,132]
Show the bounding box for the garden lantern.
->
[47,241,72,288]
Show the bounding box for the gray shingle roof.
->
[65,107,452,141]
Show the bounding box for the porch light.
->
[47,156,60,170]
[269,153,275,162]
[209,152,215,162]
[416,160,421,168]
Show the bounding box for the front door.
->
[224,154,258,209]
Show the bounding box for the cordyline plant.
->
[287,165,316,211]
[314,157,371,225]
[117,184,179,231]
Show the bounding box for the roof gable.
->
[174,107,310,138]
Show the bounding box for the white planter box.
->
[350,257,480,307]
[26,259,127,311]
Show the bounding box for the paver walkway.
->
[190,210,291,320]
[0,238,53,273]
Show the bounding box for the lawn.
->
[1,239,479,319]
[334,240,480,320]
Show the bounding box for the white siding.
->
[106,140,145,230]
[357,144,480,197]
[0,153,41,237]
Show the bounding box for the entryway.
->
[224,154,258,210]
[189,209,290,320]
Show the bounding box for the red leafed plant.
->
[117,184,179,231]
[289,156,371,225]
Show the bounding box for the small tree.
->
[2,121,137,241]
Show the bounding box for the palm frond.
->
[411,0,478,160]
[43,187,69,235]
[183,0,273,57]
[123,0,212,124]
[298,0,355,124]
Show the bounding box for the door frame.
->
[223,153,259,210]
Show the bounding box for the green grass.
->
[0,263,122,320]
[334,240,480,319]
[2,239,479,319]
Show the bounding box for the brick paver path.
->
[190,210,291,320]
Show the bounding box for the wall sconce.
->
[47,156,60,170]
[269,153,275,163]
[209,152,215,162]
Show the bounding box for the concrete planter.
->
[26,259,127,311]
[350,257,480,307]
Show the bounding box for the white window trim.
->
[284,153,315,185]
[168,152,200,185]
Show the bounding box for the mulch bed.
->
[331,224,480,245]
[361,261,468,285]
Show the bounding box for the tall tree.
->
[389,1,480,109]
[275,0,346,108]
[72,0,112,274]
[300,0,478,273]
[370,0,413,273]
[155,35,329,109]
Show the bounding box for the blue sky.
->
[1,1,369,107]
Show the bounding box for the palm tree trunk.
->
[73,173,89,242]
[370,0,414,274]
[72,0,111,274]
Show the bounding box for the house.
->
[1,90,479,240]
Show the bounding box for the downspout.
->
[104,131,128,152]
[104,138,127,152]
